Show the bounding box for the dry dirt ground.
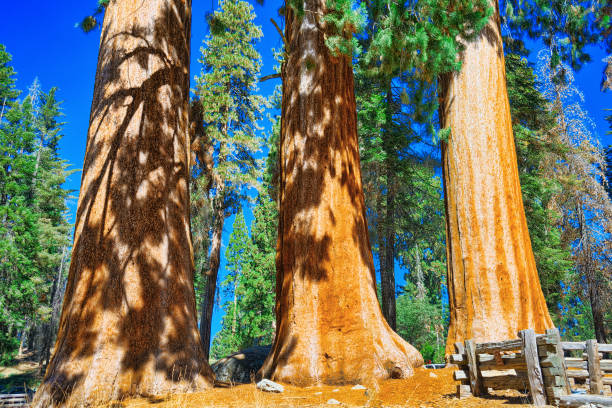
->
[0,358,41,392]
[111,367,536,408]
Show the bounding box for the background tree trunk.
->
[439,0,553,354]
[257,0,423,385]
[32,1,213,406]
[199,190,225,360]
[380,81,397,330]
[38,246,69,373]
[414,244,426,301]
[576,204,609,343]
[381,167,396,330]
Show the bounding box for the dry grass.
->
[98,367,536,408]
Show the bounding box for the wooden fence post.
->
[546,328,571,395]
[520,329,547,406]
[454,342,471,399]
[586,339,603,395]
[455,342,465,355]
[465,339,484,396]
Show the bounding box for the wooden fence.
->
[0,393,29,407]
[452,328,612,406]
[560,339,612,395]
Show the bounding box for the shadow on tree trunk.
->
[32,1,213,407]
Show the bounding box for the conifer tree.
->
[0,45,19,123]
[210,192,277,359]
[194,0,265,359]
[28,87,74,370]
[210,210,253,358]
[536,50,612,343]
[0,50,74,367]
[0,94,40,362]
[240,192,277,345]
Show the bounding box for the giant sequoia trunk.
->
[439,0,553,354]
[257,0,423,385]
[32,1,213,406]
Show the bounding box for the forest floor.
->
[111,367,536,408]
[0,356,41,392]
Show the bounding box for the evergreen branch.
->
[259,73,282,82]
[270,18,287,48]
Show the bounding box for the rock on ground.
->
[211,345,271,384]
[256,379,284,393]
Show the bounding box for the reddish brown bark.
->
[32,1,213,406]
[257,1,423,385]
[439,0,554,354]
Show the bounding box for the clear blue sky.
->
[0,1,610,347]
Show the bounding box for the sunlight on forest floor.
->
[0,358,41,392]
[103,367,534,408]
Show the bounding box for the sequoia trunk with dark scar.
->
[257,0,423,385]
[439,0,554,354]
[32,1,213,406]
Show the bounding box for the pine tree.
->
[0,44,19,123]
[27,87,74,370]
[194,0,265,359]
[0,94,40,363]
[536,50,612,343]
[210,192,277,360]
[0,57,74,366]
[237,192,276,346]
[501,0,611,72]
[210,210,253,359]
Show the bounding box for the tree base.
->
[32,359,213,408]
[258,316,423,385]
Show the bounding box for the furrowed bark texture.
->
[439,0,553,355]
[32,1,213,406]
[257,0,423,385]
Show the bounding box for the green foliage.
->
[211,193,277,359]
[505,52,580,330]
[192,0,266,330]
[0,45,19,105]
[195,0,266,211]
[322,0,366,56]
[355,0,460,341]
[501,0,611,72]
[211,211,253,358]
[396,288,446,363]
[505,53,574,318]
[77,0,109,32]
[0,47,73,363]
[363,0,492,80]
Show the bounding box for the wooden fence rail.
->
[0,393,30,407]
[453,328,612,406]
